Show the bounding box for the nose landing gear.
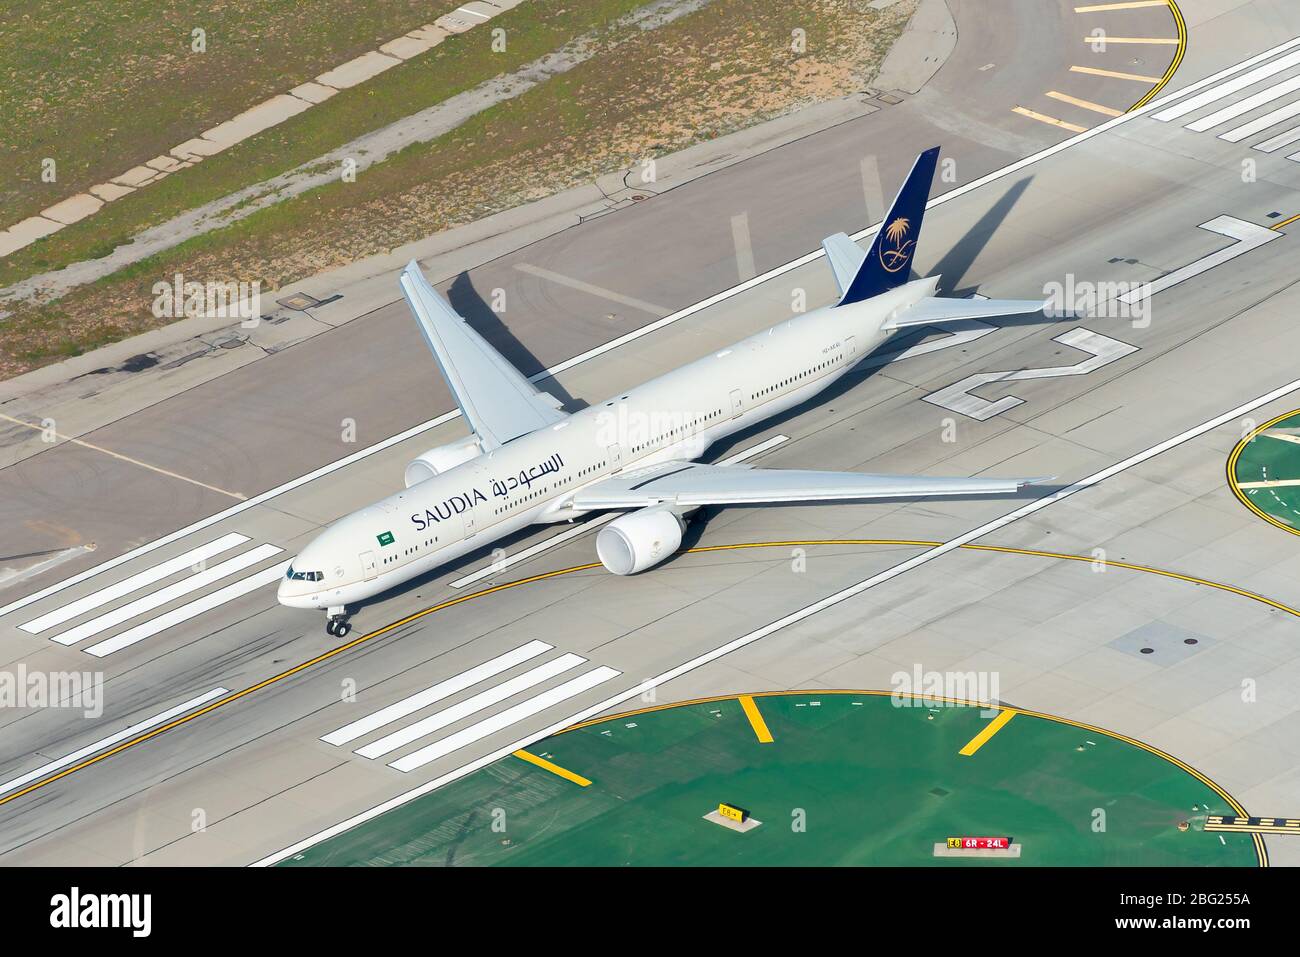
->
[326,606,351,637]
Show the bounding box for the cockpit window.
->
[286,568,323,582]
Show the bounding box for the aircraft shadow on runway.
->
[445,271,581,411]
[931,175,1032,298]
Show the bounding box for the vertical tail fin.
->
[835,146,940,306]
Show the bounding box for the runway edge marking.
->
[6,31,1297,622]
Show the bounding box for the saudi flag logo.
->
[377,531,395,547]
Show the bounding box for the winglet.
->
[835,147,940,306]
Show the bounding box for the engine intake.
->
[404,436,482,487]
[596,507,686,575]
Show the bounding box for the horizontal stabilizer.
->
[572,461,1048,509]
[882,296,1047,330]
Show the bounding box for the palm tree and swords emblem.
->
[878,216,914,273]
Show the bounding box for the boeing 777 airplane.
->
[279,147,1048,635]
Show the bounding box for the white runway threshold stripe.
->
[388,666,621,772]
[19,34,1300,635]
[250,33,1300,865]
[1221,100,1300,142]
[1186,75,1300,133]
[19,532,250,635]
[1152,48,1300,122]
[83,561,290,658]
[321,640,553,745]
[1255,123,1300,153]
[357,653,587,759]
[0,687,229,798]
[51,543,282,646]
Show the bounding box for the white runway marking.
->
[357,653,587,759]
[0,688,229,798]
[1117,216,1280,304]
[84,562,289,657]
[1254,123,1300,152]
[731,213,757,281]
[1152,48,1300,122]
[321,640,553,745]
[20,533,250,635]
[52,544,282,646]
[1220,99,1300,142]
[513,263,668,315]
[388,666,620,771]
[1186,75,1300,132]
[923,328,1138,421]
[16,34,1300,633]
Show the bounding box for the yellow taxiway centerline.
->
[513,749,592,786]
[739,694,775,743]
[959,709,1017,756]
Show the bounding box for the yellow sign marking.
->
[1270,212,1300,231]
[1047,90,1123,117]
[1075,1,1169,10]
[1012,106,1088,133]
[718,803,749,822]
[513,749,591,787]
[0,412,246,501]
[739,694,774,743]
[959,709,1016,756]
[1071,65,1163,83]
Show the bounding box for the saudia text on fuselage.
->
[409,452,564,530]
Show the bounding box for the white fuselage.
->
[277,277,934,611]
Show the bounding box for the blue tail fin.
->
[836,147,940,306]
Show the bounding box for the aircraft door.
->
[360,550,377,581]
[845,336,857,358]
[730,389,744,419]
[463,508,476,540]
[607,443,622,468]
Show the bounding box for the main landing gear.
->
[326,606,351,638]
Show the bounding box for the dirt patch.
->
[0,0,917,380]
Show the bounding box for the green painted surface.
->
[282,694,1258,867]
[1234,412,1300,530]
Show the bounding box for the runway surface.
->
[4,0,1300,867]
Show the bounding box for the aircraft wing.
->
[883,296,1047,329]
[400,260,566,451]
[571,461,1046,509]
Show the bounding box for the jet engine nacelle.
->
[596,506,686,575]
[404,436,482,487]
